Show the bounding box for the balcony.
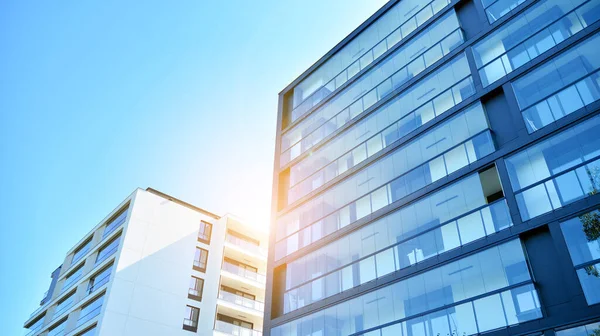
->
[29,290,49,318]
[183,318,198,332]
[214,320,262,336]
[221,262,265,285]
[224,234,267,258]
[217,290,264,313]
[24,323,43,336]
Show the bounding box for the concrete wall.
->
[97,189,217,336]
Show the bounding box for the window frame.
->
[193,248,209,273]
[198,221,212,244]
[183,305,200,332]
[188,276,205,302]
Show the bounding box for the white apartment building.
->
[22,188,268,336]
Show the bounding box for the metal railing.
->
[225,234,267,257]
[29,303,47,318]
[61,271,83,294]
[87,272,111,295]
[76,305,102,328]
[193,260,207,271]
[102,211,127,238]
[214,320,262,336]
[221,262,266,284]
[24,324,43,336]
[188,288,201,297]
[53,298,75,318]
[183,318,198,328]
[217,290,264,312]
[95,243,118,265]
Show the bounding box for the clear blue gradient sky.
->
[0,1,387,333]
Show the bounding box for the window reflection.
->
[283,238,524,315]
[289,0,452,123]
[511,31,600,133]
[560,210,600,305]
[277,96,491,260]
[506,114,600,220]
[475,0,600,88]
[274,281,540,336]
[281,46,472,169]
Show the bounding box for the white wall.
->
[97,190,217,336]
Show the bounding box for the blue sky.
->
[0,0,388,333]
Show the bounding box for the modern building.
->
[266,0,600,335]
[23,188,268,336]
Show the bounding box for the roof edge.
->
[145,188,221,219]
[278,0,397,96]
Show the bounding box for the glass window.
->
[193,248,209,272]
[55,291,76,316]
[95,234,121,265]
[103,207,128,238]
[77,294,105,327]
[283,178,511,292]
[189,276,204,300]
[482,0,527,23]
[62,264,84,292]
[274,283,540,336]
[48,319,67,336]
[560,210,600,305]
[76,326,97,336]
[87,264,113,295]
[506,115,600,220]
[561,210,600,266]
[474,294,506,332]
[282,45,472,169]
[277,97,489,259]
[289,0,452,124]
[198,221,212,243]
[282,238,526,315]
[557,321,600,336]
[513,31,600,132]
[476,0,600,88]
[25,315,45,335]
[183,305,200,330]
[71,237,92,266]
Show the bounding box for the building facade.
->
[23,188,268,336]
[266,0,600,335]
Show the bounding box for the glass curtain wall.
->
[282,13,465,167]
[473,0,600,88]
[290,0,451,121]
[505,114,600,221]
[276,96,491,260]
[512,31,600,133]
[272,239,541,336]
[560,210,600,304]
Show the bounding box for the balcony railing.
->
[29,302,47,318]
[24,324,43,336]
[183,318,198,328]
[95,243,119,265]
[87,272,111,295]
[193,260,207,272]
[214,320,262,336]
[225,234,267,257]
[188,288,201,297]
[217,290,264,312]
[53,298,75,318]
[221,262,266,284]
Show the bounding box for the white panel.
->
[114,247,143,282]
[97,310,128,336]
[104,278,135,315]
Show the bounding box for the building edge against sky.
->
[267,0,600,335]
[22,187,268,336]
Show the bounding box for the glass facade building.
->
[268,0,600,335]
